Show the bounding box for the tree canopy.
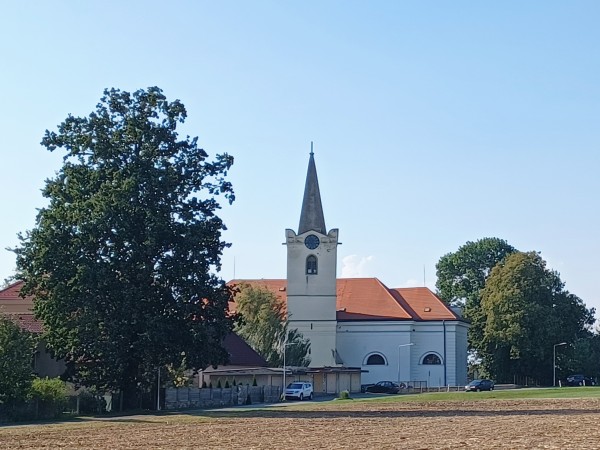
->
[14,87,235,396]
[0,316,36,404]
[234,283,310,367]
[481,251,595,384]
[436,237,517,352]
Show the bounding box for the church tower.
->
[285,148,339,367]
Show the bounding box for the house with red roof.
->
[0,281,269,386]
[0,281,66,377]
[233,150,469,387]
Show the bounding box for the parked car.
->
[565,374,596,386]
[361,383,375,393]
[365,381,400,394]
[285,382,313,400]
[465,379,494,392]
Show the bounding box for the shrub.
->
[29,377,68,419]
[224,380,230,388]
[216,379,222,388]
[338,390,351,400]
[201,381,207,388]
[252,375,258,386]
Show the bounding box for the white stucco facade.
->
[336,320,468,386]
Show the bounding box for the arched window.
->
[366,354,386,365]
[306,255,318,275]
[421,353,442,365]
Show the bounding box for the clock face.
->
[304,234,320,250]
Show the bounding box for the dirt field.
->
[2,397,600,449]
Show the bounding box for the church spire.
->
[298,142,326,235]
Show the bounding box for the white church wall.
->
[335,320,468,387]
[289,320,338,367]
[287,296,336,321]
[336,321,414,385]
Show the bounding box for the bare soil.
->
[1,397,600,449]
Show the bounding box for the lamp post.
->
[282,341,296,398]
[398,343,415,384]
[553,342,567,387]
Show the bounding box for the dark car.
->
[365,381,400,394]
[361,383,375,393]
[465,379,494,392]
[565,374,596,386]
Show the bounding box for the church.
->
[235,150,469,388]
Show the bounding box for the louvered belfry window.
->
[306,255,318,275]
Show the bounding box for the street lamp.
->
[282,341,297,398]
[398,343,415,384]
[553,342,567,387]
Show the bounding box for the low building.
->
[0,281,66,377]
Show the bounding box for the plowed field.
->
[2,397,600,449]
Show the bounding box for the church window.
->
[366,354,386,365]
[421,353,442,365]
[306,255,318,275]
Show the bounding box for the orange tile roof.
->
[6,314,43,333]
[336,278,413,320]
[0,281,42,333]
[229,278,460,321]
[229,279,288,314]
[0,280,30,301]
[392,287,458,320]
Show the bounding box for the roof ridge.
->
[372,278,415,317]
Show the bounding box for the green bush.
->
[29,377,68,419]
[224,380,230,388]
[252,375,258,386]
[201,380,207,388]
[30,378,67,403]
[216,379,222,388]
[338,390,351,400]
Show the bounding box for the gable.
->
[222,333,268,367]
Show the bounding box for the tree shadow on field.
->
[178,408,600,420]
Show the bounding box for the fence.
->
[396,381,471,393]
[164,385,282,410]
[0,399,66,423]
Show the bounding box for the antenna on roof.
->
[423,265,426,287]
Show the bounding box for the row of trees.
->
[436,238,597,384]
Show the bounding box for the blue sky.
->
[1,2,599,313]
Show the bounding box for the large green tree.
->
[0,316,36,405]
[481,251,594,384]
[234,284,310,367]
[14,87,235,398]
[436,237,517,353]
